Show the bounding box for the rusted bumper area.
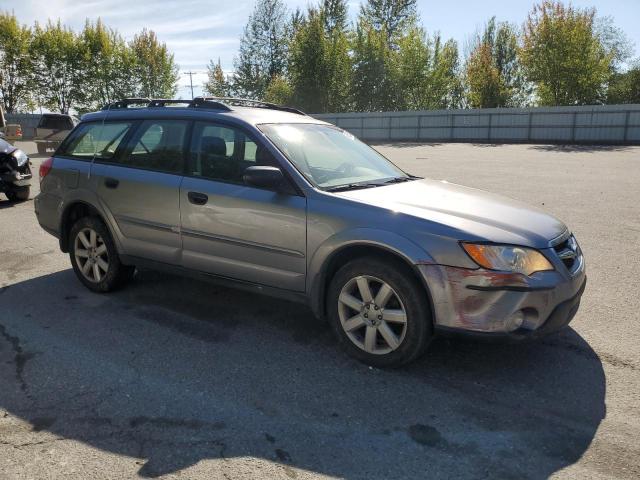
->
[418,261,586,337]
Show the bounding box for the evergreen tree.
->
[360,0,417,45]
[233,0,288,99]
[323,0,348,33]
[203,58,230,97]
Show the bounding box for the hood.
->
[335,178,567,248]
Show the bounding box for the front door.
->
[93,119,189,265]
[179,121,307,291]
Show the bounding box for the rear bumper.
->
[34,192,61,239]
[419,256,586,336]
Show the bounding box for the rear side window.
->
[59,122,132,160]
[117,120,188,174]
[39,115,74,130]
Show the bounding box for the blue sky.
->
[8,0,640,99]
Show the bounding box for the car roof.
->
[80,105,330,129]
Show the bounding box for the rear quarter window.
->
[58,122,133,161]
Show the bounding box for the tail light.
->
[39,157,54,182]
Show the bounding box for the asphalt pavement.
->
[0,141,638,479]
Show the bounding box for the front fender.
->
[307,228,436,318]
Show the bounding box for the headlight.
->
[461,243,554,276]
[11,149,29,167]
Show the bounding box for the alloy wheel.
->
[74,227,109,283]
[338,275,408,355]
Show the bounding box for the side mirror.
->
[243,166,288,192]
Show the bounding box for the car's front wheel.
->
[327,257,433,368]
[69,216,135,293]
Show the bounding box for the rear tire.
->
[5,186,30,202]
[37,143,46,155]
[326,257,433,368]
[69,216,135,293]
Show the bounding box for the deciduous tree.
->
[203,58,230,97]
[129,29,179,98]
[0,12,33,113]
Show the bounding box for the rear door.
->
[179,121,307,291]
[92,119,189,265]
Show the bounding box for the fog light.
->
[507,311,525,331]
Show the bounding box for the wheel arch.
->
[59,201,107,253]
[309,238,436,324]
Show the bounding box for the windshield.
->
[259,123,409,189]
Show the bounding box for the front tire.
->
[327,257,433,368]
[69,216,135,293]
[5,186,30,202]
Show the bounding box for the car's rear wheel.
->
[37,143,46,155]
[69,216,135,293]
[327,257,433,368]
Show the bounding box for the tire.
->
[6,186,30,202]
[69,216,135,293]
[37,143,46,154]
[327,257,433,368]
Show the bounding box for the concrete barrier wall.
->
[5,113,41,139]
[313,104,640,144]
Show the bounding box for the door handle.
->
[104,177,119,189]
[188,191,208,205]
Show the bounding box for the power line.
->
[184,71,196,99]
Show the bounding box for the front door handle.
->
[104,177,119,189]
[188,191,208,205]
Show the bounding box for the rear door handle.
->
[104,177,119,189]
[188,191,208,205]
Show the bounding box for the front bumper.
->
[418,253,586,337]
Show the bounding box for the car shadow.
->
[530,144,635,153]
[0,269,605,479]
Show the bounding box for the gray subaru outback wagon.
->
[35,97,586,367]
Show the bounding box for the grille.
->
[553,234,581,273]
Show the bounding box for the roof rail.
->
[101,97,304,115]
[194,96,306,115]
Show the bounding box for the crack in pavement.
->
[0,323,34,396]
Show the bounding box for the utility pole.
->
[185,71,195,99]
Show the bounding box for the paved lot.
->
[1,141,639,479]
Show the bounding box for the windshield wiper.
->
[382,175,421,184]
[325,182,384,192]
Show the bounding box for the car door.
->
[92,118,188,265]
[180,121,307,291]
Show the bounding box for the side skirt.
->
[120,255,310,307]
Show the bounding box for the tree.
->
[520,1,614,106]
[360,0,417,45]
[351,20,397,111]
[129,29,179,98]
[0,12,33,113]
[323,0,348,33]
[203,58,230,97]
[30,21,86,113]
[465,17,529,108]
[264,75,293,104]
[607,64,640,104]
[79,19,137,111]
[233,0,288,98]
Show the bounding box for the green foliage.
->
[360,0,417,45]
[204,58,230,97]
[79,19,137,112]
[0,12,33,113]
[351,20,397,111]
[233,0,289,98]
[607,65,640,104]
[465,17,529,108]
[520,1,613,106]
[30,20,86,114]
[129,29,179,99]
[323,0,348,33]
[264,75,293,104]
